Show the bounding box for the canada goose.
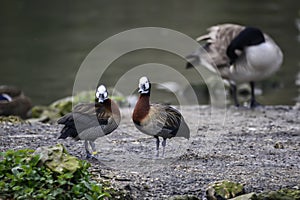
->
[186,24,283,108]
[132,76,190,157]
[58,85,121,159]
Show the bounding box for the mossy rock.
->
[50,96,73,116]
[168,195,200,200]
[231,192,255,200]
[29,105,61,122]
[251,189,300,200]
[206,180,245,200]
[0,115,24,123]
[34,144,81,174]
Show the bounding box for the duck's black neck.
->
[95,99,111,111]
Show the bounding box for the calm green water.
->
[0,0,299,105]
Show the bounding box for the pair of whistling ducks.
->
[186,24,283,108]
[58,23,283,158]
[58,77,190,158]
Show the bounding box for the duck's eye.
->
[143,82,150,90]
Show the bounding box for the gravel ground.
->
[0,105,299,199]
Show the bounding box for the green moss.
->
[0,115,23,123]
[34,144,81,174]
[50,97,73,116]
[30,105,61,122]
[168,195,200,200]
[207,180,245,200]
[251,189,300,200]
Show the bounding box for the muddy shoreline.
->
[0,105,299,199]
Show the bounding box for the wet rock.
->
[251,189,300,200]
[230,192,255,200]
[206,180,245,200]
[293,102,300,110]
[168,195,200,200]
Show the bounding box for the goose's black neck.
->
[227,27,265,64]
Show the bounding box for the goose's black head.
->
[138,76,151,95]
[226,27,265,65]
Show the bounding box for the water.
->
[0,0,299,105]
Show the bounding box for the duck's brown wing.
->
[58,102,115,139]
[95,100,121,135]
[151,104,190,139]
[57,103,98,139]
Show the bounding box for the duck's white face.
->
[96,85,108,103]
[138,76,150,94]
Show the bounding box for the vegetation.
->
[0,147,110,200]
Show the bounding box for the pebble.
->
[0,106,299,199]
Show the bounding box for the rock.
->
[230,192,255,200]
[206,180,245,200]
[293,102,300,110]
[34,144,81,174]
[251,189,300,200]
[274,141,284,149]
[168,195,200,200]
[30,105,61,122]
[50,96,73,116]
[0,115,24,123]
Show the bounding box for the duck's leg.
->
[230,82,240,107]
[155,136,160,157]
[250,81,261,108]
[89,141,98,157]
[162,138,167,157]
[84,140,92,158]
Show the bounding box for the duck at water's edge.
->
[132,76,190,157]
[186,23,283,108]
[58,85,121,159]
[0,85,32,119]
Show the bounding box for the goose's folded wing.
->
[151,104,182,136]
[194,24,245,69]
